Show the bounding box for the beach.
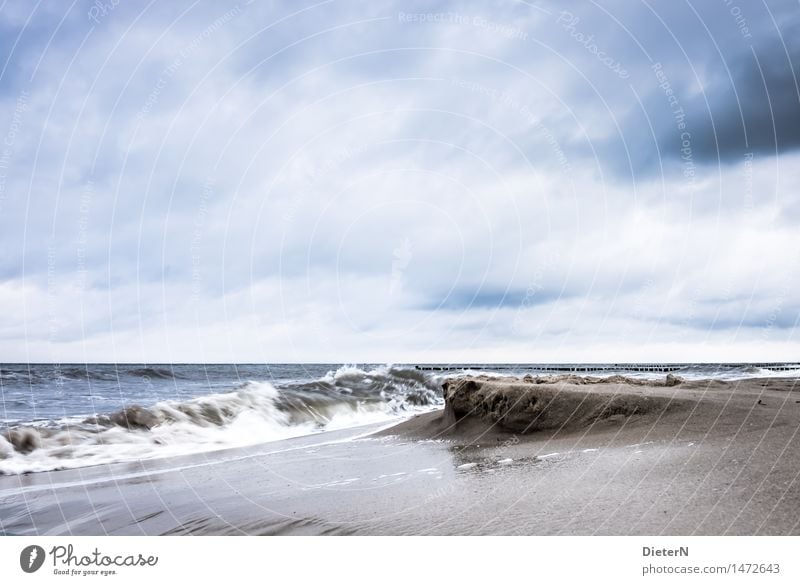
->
[2,374,799,535]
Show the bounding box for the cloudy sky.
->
[1,0,799,363]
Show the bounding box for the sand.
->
[2,376,799,535]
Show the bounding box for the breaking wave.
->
[0,365,444,474]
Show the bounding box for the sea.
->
[1,362,799,474]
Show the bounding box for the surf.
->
[0,365,444,474]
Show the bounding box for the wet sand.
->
[2,377,800,535]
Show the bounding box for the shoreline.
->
[2,375,799,535]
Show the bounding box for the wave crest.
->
[0,366,443,474]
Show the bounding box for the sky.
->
[0,0,799,363]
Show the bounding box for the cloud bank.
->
[0,0,798,362]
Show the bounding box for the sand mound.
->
[442,377,689,434]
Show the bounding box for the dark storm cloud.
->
[688,47,800,161]
[545,0,800,177]
[617,1,800,170]
[640,45,800,168]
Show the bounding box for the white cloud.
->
[1,0,798,362]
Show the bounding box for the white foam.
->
[0,379,437,475]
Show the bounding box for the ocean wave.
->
[670,364,800,380]
[0,364,189,385]
[125,366,187,380]
[0,365,444,474]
